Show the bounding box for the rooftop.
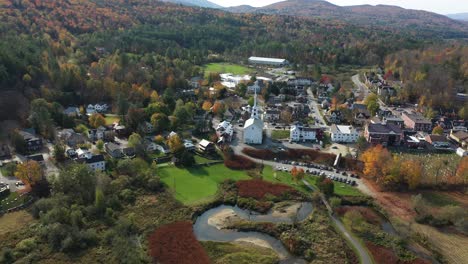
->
[367,123,402,134]
[402,112,431,124]
[331,125,355,134]
[248,56,287,63]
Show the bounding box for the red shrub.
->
[242,147,336,166]
[242,148,275,160]
[335,206,382,225]
[224,154,256,170]
[148,221,210,264]
[365,242,430,264]
[236,179,296,199]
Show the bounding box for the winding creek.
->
[193,202,313,264]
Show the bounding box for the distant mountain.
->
[226,0,468,38]
[447,13,468,21]
[161,0,221,9]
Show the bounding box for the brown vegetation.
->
[148,221,210,264]
[366,242,430,264]
[224,154,256,170]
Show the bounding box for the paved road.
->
[302,180,373,264]
[351,74,385,108]
[306,87,328,130]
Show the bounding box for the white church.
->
[243,90,263,144]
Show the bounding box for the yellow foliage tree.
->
[401,159,422,190]
[14,160,43,187]
[89,113,106,128]
[166,134,184,154]
[202,100,212,111]
[360,145,392,184]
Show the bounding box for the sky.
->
[210,0,468,14]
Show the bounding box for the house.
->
[27,154,45,166]
[365,123,403,146]
[63,106,81,117]
[77,154,106,171]
[144,140,167,154]
[86,103,109,115]
[183,140,195,151]
[139,121,154,134]
[189,76,202,88]
[401,112,432,132]
[264,109,280,122]
[321,100,330,109]
[383,116,404,128]
[89,126,115,142]
[76,148,91,159]
[58,129,87,147]
[66,148,77,159]
[216,121,234,143]
[330,125,360,143]
[248,56,288,67]
[0,144,11,159]
[243,90,263,145]
[449,130,468,148]
[122,147,136,158]
[352,104,371,126]
[328,110,343,124]
[452,120,467,132]
[105,142,123,158]
[425,135,450,149]
[290,123,320,142]
[198,139,215,153]
[18,130,42,152]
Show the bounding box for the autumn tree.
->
[167,134,184,154]
[202,100,212,111]
[361,145,393,185]
[291,167,305,183]
[89,113,105,128]
[96,139,104,152]
[128,133,142,148]
[15,160,43,187]
[212,101,225,117]
[401,159,422,190]
[150,113,170,133]
[432,125,444,135]
[53,144,66,163]
[455,157,468,185]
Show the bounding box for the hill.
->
[447,13,468,21]
[161,0,221,9]
[226,0,468,38]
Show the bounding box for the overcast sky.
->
[210,0,468,14]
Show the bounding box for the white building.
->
[330,125,360,143]
[290,123,318,142]
[216,120,234,143]
[77,154,106,171]
[248,56,289,67]
[243,90,263,144]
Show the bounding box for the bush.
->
[119,189,136,204]
[15,238,36,254]
[224,154,256,170]
[330,197,342,209]
[236,179,297,200]
[242,147,337,166]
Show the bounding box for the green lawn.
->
[158,164,249,205]
[271,130,290,140]
[261,166,311,194]
[203,63,252,77]
[104,115,120,125]
[305,177,364,197]
[0,192,29,211]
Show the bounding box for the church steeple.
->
[251,88,258,119]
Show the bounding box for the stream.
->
[193,202,313,264]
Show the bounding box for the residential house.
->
[456,147,468,157]
[86,103,109,115]
[105,142,123,158]
[89,126,115,142]
[216,121,234,143]
[183,140,195,151]
[425,135,450,149]
[377,86,396,97]
[198,139,215,153]
[144,140,167,154]
[264,109,280,122]
[328,110,343,124]
[122,147,135,158]
[76,148,91,159]
[189,76,202,88]
[112,124,128,137]
[330,125,360,143]
[18,130,42,152]
[139,121,155,134]
[452,120,467,132]
[401,112,432,132]
[0,144,11,159]
[365,123,403,146]
[449,130,468,148]
[77,154,106,171]
[66,148,77,159]
[290,123,320,142]
[27,154,45,166]
[63,106,81,117]
[58,129,87,147]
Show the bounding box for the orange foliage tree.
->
[360,145,393,185]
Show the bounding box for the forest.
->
[0,0,457,124]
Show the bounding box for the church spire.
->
[251,88,258,119]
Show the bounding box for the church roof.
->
[244,118,263,130]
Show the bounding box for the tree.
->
[176,150,195,167]
[212,101,225,116]
[11,130,26,154]
[318,177,334,196]
[53,144,66,163]
[150,113,170,133]
[367,100,379,116]
[360,145,393,185]
[202,100,212,111]
[29,98,54,138]
[291,167,305,183]
[15,160,43,187]
[128,133,142,148]
[248,97,255,107]
[167,134,184,154]
[89,113,105,128]
[401,159,422,190]
[432,125,444,135]
[96,140,104,152]
[52,164,96,204]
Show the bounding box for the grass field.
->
[158,164,249,205]
[0,210,34,235]
[421,192,460,207]
[305,177,364,197]
[104,115,120,125]
[203,63,252,77]
[0,192,30,211]
[271,130,290,140]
